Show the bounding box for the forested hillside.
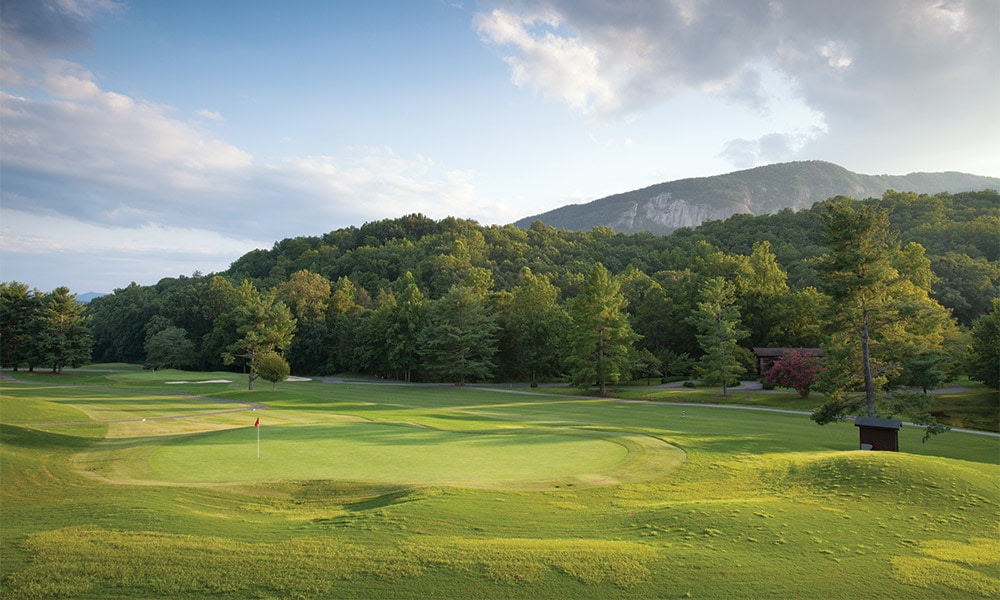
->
[515,161,1000,234]
[69,190,997,394]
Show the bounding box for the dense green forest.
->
[4,191,998,399]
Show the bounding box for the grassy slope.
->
[1,370,998,599]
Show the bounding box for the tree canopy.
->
[38,189,993,413]
[812,200,956,436]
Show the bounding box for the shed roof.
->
[854,417,902,430]
[752,347,824,358]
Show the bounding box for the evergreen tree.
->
[0,282,41,370]
[566,263,640,396]
[813,199,954,433]
[35,287,93,373]
[690,277,747,397]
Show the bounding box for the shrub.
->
[764,351,824,398]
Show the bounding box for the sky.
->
[1,0,998,294]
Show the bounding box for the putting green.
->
[142,422,684,489]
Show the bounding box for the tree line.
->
[0,285,92,373]
[2,192,997,421]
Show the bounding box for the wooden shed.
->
[854,417,902,452]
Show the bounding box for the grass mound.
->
[777,451,998,503]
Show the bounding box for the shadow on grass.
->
[344,488,424,513]
[1,424,103,449]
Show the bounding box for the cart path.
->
[320,376,1000,438]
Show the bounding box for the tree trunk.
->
[861,310,876,417]
[598,346,606,396]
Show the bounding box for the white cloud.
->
[0,1,507,292]
[475,9,620,114]
[195,109,224,121]
[819,42,852,70]
[1,77,500,238]
[0,208,266,292]
[0,47,501,243]
[476,0,999,173]
[0,209,263,256]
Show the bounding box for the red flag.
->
[254,418,259,428]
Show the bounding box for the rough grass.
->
[1,370,998,599]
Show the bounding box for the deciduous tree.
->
[386,273,428,382]
[419,285,499,385]
[500,267,569,384]
[967,299,1000,390]
[764,350,824,398]
[144,326,195,370]
[222,280,297,390]
[255,351,291,391]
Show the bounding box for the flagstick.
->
[257,423,260,459]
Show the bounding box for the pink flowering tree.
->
[764,351,825,398]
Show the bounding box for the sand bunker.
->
[165,376,309,384]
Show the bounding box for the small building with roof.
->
[854,417,902,451]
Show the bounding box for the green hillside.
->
[514,161,1000,234]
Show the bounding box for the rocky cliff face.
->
[611,192,753,232]
[514,161,1000,235]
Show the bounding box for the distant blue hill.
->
[76,292,107,303]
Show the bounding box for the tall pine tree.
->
[567,263,640,397]
[36,287,93,373]
[690,277,748,397]
[813,199,953,433]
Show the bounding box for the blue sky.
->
[2,0,998,293]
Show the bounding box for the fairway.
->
[2,370,998,599]
[141,422,680,487]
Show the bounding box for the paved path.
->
[319,377,1000,438]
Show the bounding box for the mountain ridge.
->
[514,160,1000,234]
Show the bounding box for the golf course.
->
[1,367,997,599]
